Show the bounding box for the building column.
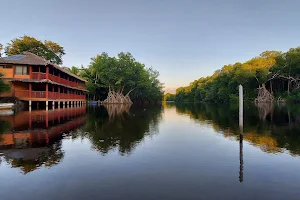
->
[29,100,32,112]
[46,83,49,99]
[58,86,61,100]
[29,66,33,79]
[52,101,55,110]
[29,83,32,98]
[46,101,49,111]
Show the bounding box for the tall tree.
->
[5,35,65,65]
[65,66,81,76]
[83,52,163,101]
[44,40,65,63]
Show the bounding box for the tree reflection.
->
[0,140,64,174]
[81,105,163,155]
[172,103,300,156]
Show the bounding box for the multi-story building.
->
[0,52,87,109]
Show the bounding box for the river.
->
[0,103,300,200]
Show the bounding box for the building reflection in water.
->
[0,107,86,174]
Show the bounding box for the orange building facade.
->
[0,52,87,109]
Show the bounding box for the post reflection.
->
[239,133,243,183]
[0,107,86,174]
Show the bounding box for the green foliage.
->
[65,66,81,76]
[164,93,175,101]
[175,48,300,103]
[81,52,163,101]
[288,90,300,102]
[4,35,65,65]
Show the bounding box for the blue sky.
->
[1,0,300,92]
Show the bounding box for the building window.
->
[0,65,12,69]
[15,66,29,75]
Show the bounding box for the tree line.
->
[74,52,164,102]
[172,48,300,103]
[0,36,164,102]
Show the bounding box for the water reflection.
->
[1,103,300,199]
[0,105,163,173]
[0,107,86,174]
[169,102,300,156]
[78,105,163,155]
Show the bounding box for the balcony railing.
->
[15,90,30,98]
[48,74,60,83]
[32,91,46,98]
[32,72,46,79]
[31,72,86,90]
[14,90,85,100]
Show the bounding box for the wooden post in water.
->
[239,85,243,129]
[239,84,244,183]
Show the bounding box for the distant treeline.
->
[166,47,300,103]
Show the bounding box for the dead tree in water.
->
[255,84,274,103]
[103,86,134,104]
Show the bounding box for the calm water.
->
[1,103,300,200]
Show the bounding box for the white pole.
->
[46,101,49,111]
[239,85,243,130]
[29,100,32,112]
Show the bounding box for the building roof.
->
[0,52,87,82]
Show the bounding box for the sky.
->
[1,0,300,93]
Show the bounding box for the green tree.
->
[173,47,300,103]
[65,66,81,76]
[164,93,175,101]
[5,35,65,65]
[85,52,163,102]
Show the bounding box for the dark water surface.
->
[1,103,300,200]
